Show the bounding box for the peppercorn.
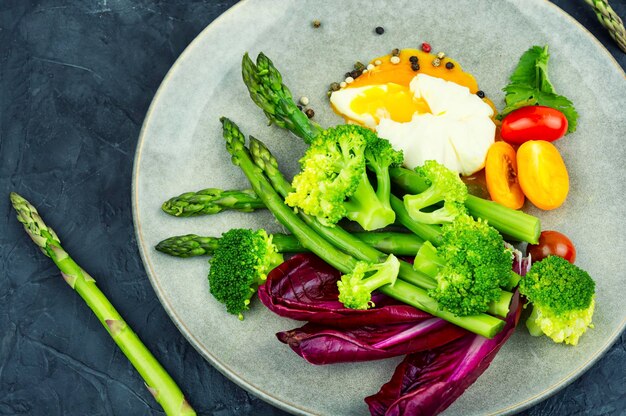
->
[476,90,485,98]
[297,105,303,111]
[391,48,400,56]
[421,42,431,53]
[354,61,365,71]
[445,61,455,70]
[345,72,352,78]
[432,58,441,67]
[345,76,354,84]
[375,26,385,35]
[305,108,315,118]
[374,59,382,66]
[330,82,340,91]
[409,55,418,63]
[436,52,446,59]
[390,56,401,64]
[350,69,362,79]
[312,20,321,28]
[366,63,375,71]
[299,96,310,106]
[340,81,347,88]
[411,62,420,71]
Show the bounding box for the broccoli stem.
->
[487,290,514,318]
[344,170,395,231]
[10,193,195,416]
[241,132,504,338]
[390,195,443,246]
[412,241,445,278]
[503,272,522,291]
[390,167,541,244]
[156,232,424,258]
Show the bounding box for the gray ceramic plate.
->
[132,1,626,414]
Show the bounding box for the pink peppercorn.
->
[421,42,432,53]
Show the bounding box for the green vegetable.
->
[155,232,425,258]
[413,215,514,316]
[403,160,468,225]
[285,124,402,230]
[242,52,322,143]
[250,135,512,319]
[499,45,578,133]
[519,255,596,345]
[389,166,541,244]
[240,51,540,242]
[338,254,400,310]
[223,117,505,338]
[9,193,195,416]
[161,188,264,216]
[208,228,283,319]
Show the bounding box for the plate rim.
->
[131,1,626,415]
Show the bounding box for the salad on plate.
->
[154,38,595,416]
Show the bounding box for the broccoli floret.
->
[520,255,595,345]
[414,215,513,316]
[337,254,400,310]
[208,228,284,319]
[403,160,468,225]
[285,124,403,230]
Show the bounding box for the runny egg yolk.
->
[334,48,497,125]
[349,83,431,124]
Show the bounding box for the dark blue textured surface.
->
[0,1,624,415]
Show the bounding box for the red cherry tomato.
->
[501,106,568,144]
[526,230,576,263]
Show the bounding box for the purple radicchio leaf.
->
[365,291,523,416]
[277,318,467,365]
[258,253,432,328]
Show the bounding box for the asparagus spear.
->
[162,188,264,216]
[220,117,505,338]
[156,232,425,258]
[242,52,322,143]
[10,193,195,416]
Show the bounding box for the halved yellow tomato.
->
[517,140,569,210]
[485,142,525,209]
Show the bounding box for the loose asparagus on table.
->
[220,117,505,338]
[10,192,195,416]
[156,232,425,258]
[162,188,264,217]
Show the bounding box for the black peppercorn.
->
[445,61,455,70]
[409,55,418,63]
[375,26,384,35]
[350,69,362,79]
[297,105,303,111]
[476,90,485,98]
[330,82,340,91]
[305,108,315,118]
[411,63,420,71]
[354,61,365,71]
[391,48,400,56]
